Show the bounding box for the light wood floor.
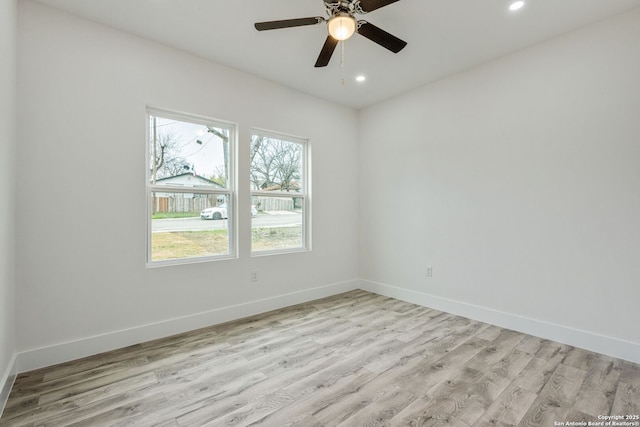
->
[1,290,638,426]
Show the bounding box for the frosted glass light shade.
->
[509,1,525,11]
[328,14,357,40]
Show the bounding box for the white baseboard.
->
[16,280,360,373]
[360,279,640,364]
[0,354,17,418]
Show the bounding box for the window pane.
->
[250,134,303,192]
[150,115,230,188]
[252,195,303,252]
[151,192,230,261]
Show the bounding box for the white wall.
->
[0,0,17,406]
[16,1,359,370]
[359,9,640,362]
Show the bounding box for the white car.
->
[200,204,257,220]
[200,204,228,220]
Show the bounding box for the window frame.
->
[146,107,237,267]
[250,128,310,256]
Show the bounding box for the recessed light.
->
[509,1,525,11]
[356,75,366,82]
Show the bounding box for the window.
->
[147,109,235,265]
[250,130,309,254]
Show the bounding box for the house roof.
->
[155,173,224,188]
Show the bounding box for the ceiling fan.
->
[254,0,407,68]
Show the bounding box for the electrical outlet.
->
[426,266,433,278]
[251,271,258,282]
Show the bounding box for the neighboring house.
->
[154,173,224,191]
[153,173,225,213]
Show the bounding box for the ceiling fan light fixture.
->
[509,1,525,11]
[328,14,357,41]
[254,1,407,68]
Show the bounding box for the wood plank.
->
[465,330,524,373]
[309,370,417,426]
[572,359,619,417]
[333,386,416,427]
[424,370,512,425]
[66,392,170,427]
[519,364,587,426]
[391,397,472,427]
[473,383,538,425]
[515,335,544,356]
[199,388,295,426]
[611,381,640,415]
[247,370,378,426]
[619,361,640,386]
[488,349,534,381]
[511,357,559,395]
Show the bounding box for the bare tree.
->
[272,141,301,191]
[208,165,227,188]
[149,131,189,182]
[250,135,302,191]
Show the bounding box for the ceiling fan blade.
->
[255,17,324,31]
[357,21,407,53]
[315,36,339,67]
[357,0,401,13]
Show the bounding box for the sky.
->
[151,115,227,178]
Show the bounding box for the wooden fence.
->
[253,196,299,212]
[153,195,299,213]
[153,196,219,214]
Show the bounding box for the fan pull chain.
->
[341,41,345,86]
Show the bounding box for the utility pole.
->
[152,116,159,214]
[207,127,229,186]
[152,116,158,185]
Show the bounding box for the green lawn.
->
[251,227,303,251]
[151,212,200,220]
[151,229,228,261]
[151,227,303,261]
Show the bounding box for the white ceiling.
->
[34,0,640,109]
